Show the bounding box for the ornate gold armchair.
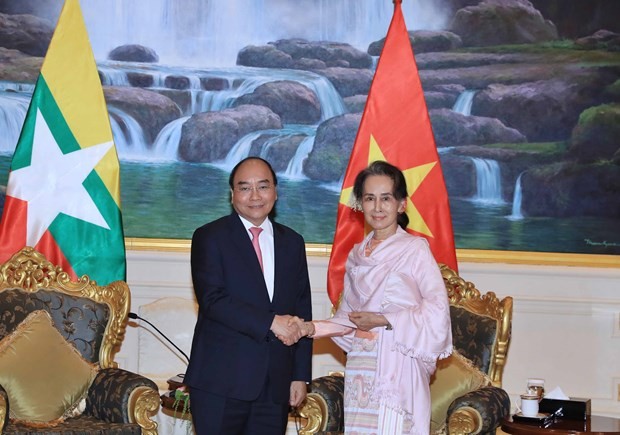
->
[0,247,160,435]
[297,264,513,435]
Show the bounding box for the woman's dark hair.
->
[352,160,409,230]
[228,157,278,188]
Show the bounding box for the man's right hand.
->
[288,316,315,338]
[271,315,303,346]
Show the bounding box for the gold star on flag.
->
[402,162,436,237]
[339,134,436,237]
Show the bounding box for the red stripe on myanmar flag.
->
[0,196,76,280]
[327,0,458,306]
[0,0,125,284]
[0,196,28,261]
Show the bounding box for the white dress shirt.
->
[239,215,275,301]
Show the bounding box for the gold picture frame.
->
[125,238,619,268]
[2,4,617,269]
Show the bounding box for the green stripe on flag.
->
[50,169,126,284]
[11,76,80,170]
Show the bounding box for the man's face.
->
[230,159,277,226]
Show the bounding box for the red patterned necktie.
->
[249,227,263,272]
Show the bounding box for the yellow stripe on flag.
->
[40,0,120,206]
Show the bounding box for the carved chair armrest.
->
[446,386,510,435]
[85,367,160,435]
[0,384,8,433]
[297,374,345,434]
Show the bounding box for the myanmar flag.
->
[0,0,126,284]
[327,0,458,306]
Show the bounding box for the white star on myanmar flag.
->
[7,108,113,247]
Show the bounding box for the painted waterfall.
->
[0,0,618,254]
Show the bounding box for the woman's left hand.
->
[349,311,388,331]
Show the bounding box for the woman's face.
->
[360,175,406,234]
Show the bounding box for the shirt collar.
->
[238,215,273,237]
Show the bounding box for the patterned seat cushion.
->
[4,414,140,435]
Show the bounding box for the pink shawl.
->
[314,228,452,433]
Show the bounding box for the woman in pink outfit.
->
[299,161,452,434]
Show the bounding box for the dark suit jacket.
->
[184,213,312,403]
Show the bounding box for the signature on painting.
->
[584,239,620,248]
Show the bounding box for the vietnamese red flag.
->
[0,0,126,284]
[327,0,458,306]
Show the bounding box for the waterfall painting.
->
[0,0,619,261]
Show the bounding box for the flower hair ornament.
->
[347,193,362,212]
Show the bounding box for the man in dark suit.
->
[185,157,312,434]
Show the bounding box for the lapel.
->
[227,213,271,302]
[272,221,286,306]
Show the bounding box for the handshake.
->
[270,314,315,346]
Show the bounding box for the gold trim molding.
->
[0,393,6,431]
[125,238,619,268]
[129,387,160,435]
[448,405,483,435]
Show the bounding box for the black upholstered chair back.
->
[450,305,498,376]
[0,289,109,364]
[441,265,512,387]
